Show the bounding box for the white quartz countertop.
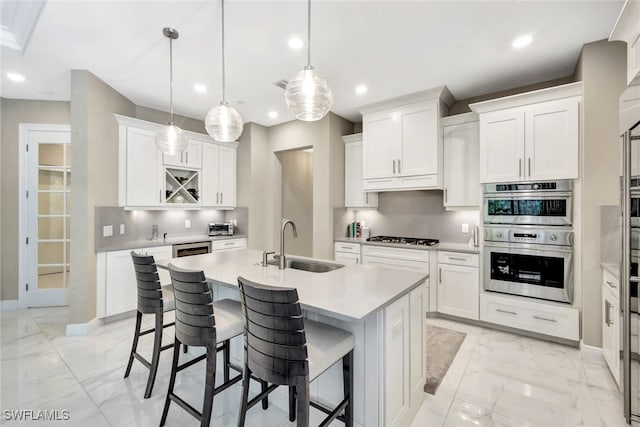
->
[97,235,247,252]
[334,237,480,254]
[156,249,428,322]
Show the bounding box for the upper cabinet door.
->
[200,143,220,206]
[479,109,525,183]
[218,146,236,207]
[126,127,162,206]
[524,98,579,181]
[401,101,438,177]
[443,121,479,207]
[163,139,202,168]
[363,111,401,179]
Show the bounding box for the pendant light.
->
[205,0,244,142]
[157,27,188,155]
[284,0,333,121]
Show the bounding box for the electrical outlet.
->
[103,225,113,237]
[119,224,125,235]
[185,219,191,229]
[461,223,469,233]
[232,218,237,226]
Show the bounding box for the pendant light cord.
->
[221,0,227,104]
[307,0,311,67]
[169,36,174,125]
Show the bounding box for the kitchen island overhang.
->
[156,249,429,427]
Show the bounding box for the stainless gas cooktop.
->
[366,236,439,246]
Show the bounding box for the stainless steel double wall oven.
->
[483,180,575,304]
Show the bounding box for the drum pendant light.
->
[205,0,244,142]
[157,27,188,155]
[284,0,333,121]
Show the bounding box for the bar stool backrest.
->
[131,251,163,314]
[238,276,308,386]
[168,263,216,348]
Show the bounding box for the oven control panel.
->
[484,225,573,246]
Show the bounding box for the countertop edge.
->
[334,237,480,254]
[96,235,248,253]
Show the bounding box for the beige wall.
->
[575,40,627,346]
[69,70,135,323]
[280,150,313,257]
[0,98,71,301]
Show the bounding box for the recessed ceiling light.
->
[512,34,533,50]
[6,72,25,82]
[355,85,368,95]
[194,83,207,94]
[268,111,279,119]
[288,37,304,49]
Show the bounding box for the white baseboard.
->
[0,300,21,311]
[65,318,102,336]
[580,340,604,359]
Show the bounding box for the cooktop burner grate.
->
[366,236,439,246]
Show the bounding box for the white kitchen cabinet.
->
[103,245,172,317]
[442,114,480,208]
[479,292,580,341]
[334,242,361,264]
[471,83,582,183]
[201,142,237,208]
[121,126,163,207]
[163,139,202,168]
[383,282,427,427]
[362,245,429,273]
[436,251,479,320]
[343,134,378,208]
[360,87,453,191]
[211,237,247,251]
[602,268,621,387]
[384,292,409,427]
[610,0,640,86]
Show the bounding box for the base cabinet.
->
[383,283,427,427]
[436,251,480,320]
[334,242,361,264]
[602,268,620,387]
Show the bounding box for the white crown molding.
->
[469,82,583,114]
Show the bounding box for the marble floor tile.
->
[0,307,631,427]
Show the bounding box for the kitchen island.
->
[157,249,429,427]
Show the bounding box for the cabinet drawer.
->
[398,175,438,189]
[211,238,247,251]
[362,245,429,263]
[363,255,429,273]
[602,268,620,299]
[480,293,579,341]
[363,177,397,191]
[334,242,361,254]
[437,251,479,267]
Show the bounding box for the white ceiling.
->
[0,0,625,126]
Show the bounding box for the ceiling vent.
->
[273,79,288,90]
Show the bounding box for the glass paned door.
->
[25,127,71,306]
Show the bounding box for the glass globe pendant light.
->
[205,0,244,142]
[284,0,333,121]
[157,27,188,155]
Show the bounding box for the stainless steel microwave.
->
[208,222,234,236]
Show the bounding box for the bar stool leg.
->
[160,338,181,426]
[260,380,269,410]
[237,361,251,427]
[223,339,230,383]
[143,309,163,399]
[343,350,354,427]
[201,341,217,427]
[295,376,309,427]
[124,311,142,378]
[289,386,296,422]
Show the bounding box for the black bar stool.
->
[160,263,245,427]
[124,251,176,399]
[237,276,355,427]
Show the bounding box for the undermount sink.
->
[267,257,344,273]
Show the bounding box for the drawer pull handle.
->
[606,280,617,289]
[224,242,235,246]
[496,308,517,315]
[533,315,557,323]
[605,300,612,326]
[341,246,353,250]
[447,256,467,262]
